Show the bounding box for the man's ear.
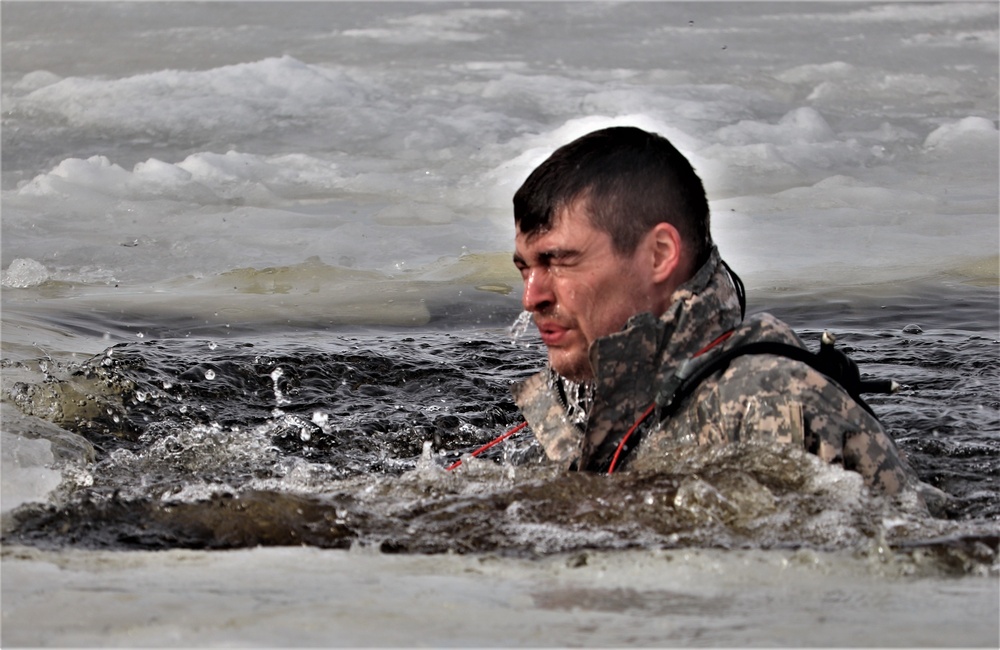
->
[649,222,684,285]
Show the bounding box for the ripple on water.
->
[1,305,997,570]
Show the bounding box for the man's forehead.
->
[515,215,610,264]
[515,218,564,252]
[516,199,590,241]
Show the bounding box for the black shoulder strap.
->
[721,259,747,320]
[591,330,899,474]
[656,331,898,423]
[592,331,899,472]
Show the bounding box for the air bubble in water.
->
[204,369,216,380]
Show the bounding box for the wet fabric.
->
[512,248,920,496]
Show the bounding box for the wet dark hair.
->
[513,126,712,269]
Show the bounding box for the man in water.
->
[511,125,921,496]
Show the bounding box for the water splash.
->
[3,322,996,563]
[270,367,292,407]
[564,380,594,427]
[509,310,534,344]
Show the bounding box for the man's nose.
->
[522,268,554,312]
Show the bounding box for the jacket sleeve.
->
[715,355,918,496]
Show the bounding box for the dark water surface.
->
[3,283,998,570]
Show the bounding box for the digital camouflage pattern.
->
[512,248,921,497]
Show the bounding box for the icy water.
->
[2,2,998,646]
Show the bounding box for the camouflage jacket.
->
[511,248,919,496]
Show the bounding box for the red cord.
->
[606,402,656,474]
[446,421,529,471]
[695,329,735,357]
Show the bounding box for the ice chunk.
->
[2,258,50,288]
[1,431,63,514]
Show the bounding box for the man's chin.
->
[548,350,593,383]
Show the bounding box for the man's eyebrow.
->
[538,248,579,263]
[514,248,580,266]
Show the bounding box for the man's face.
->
[514,199,657,382]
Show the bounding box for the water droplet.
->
[208,341,218,350]
[136,332,144,339]
[509,310,534,342]
[271,367,291,406]
[135,391,147,402]
[204,369,216,380]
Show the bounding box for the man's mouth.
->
[536,320,570,346]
